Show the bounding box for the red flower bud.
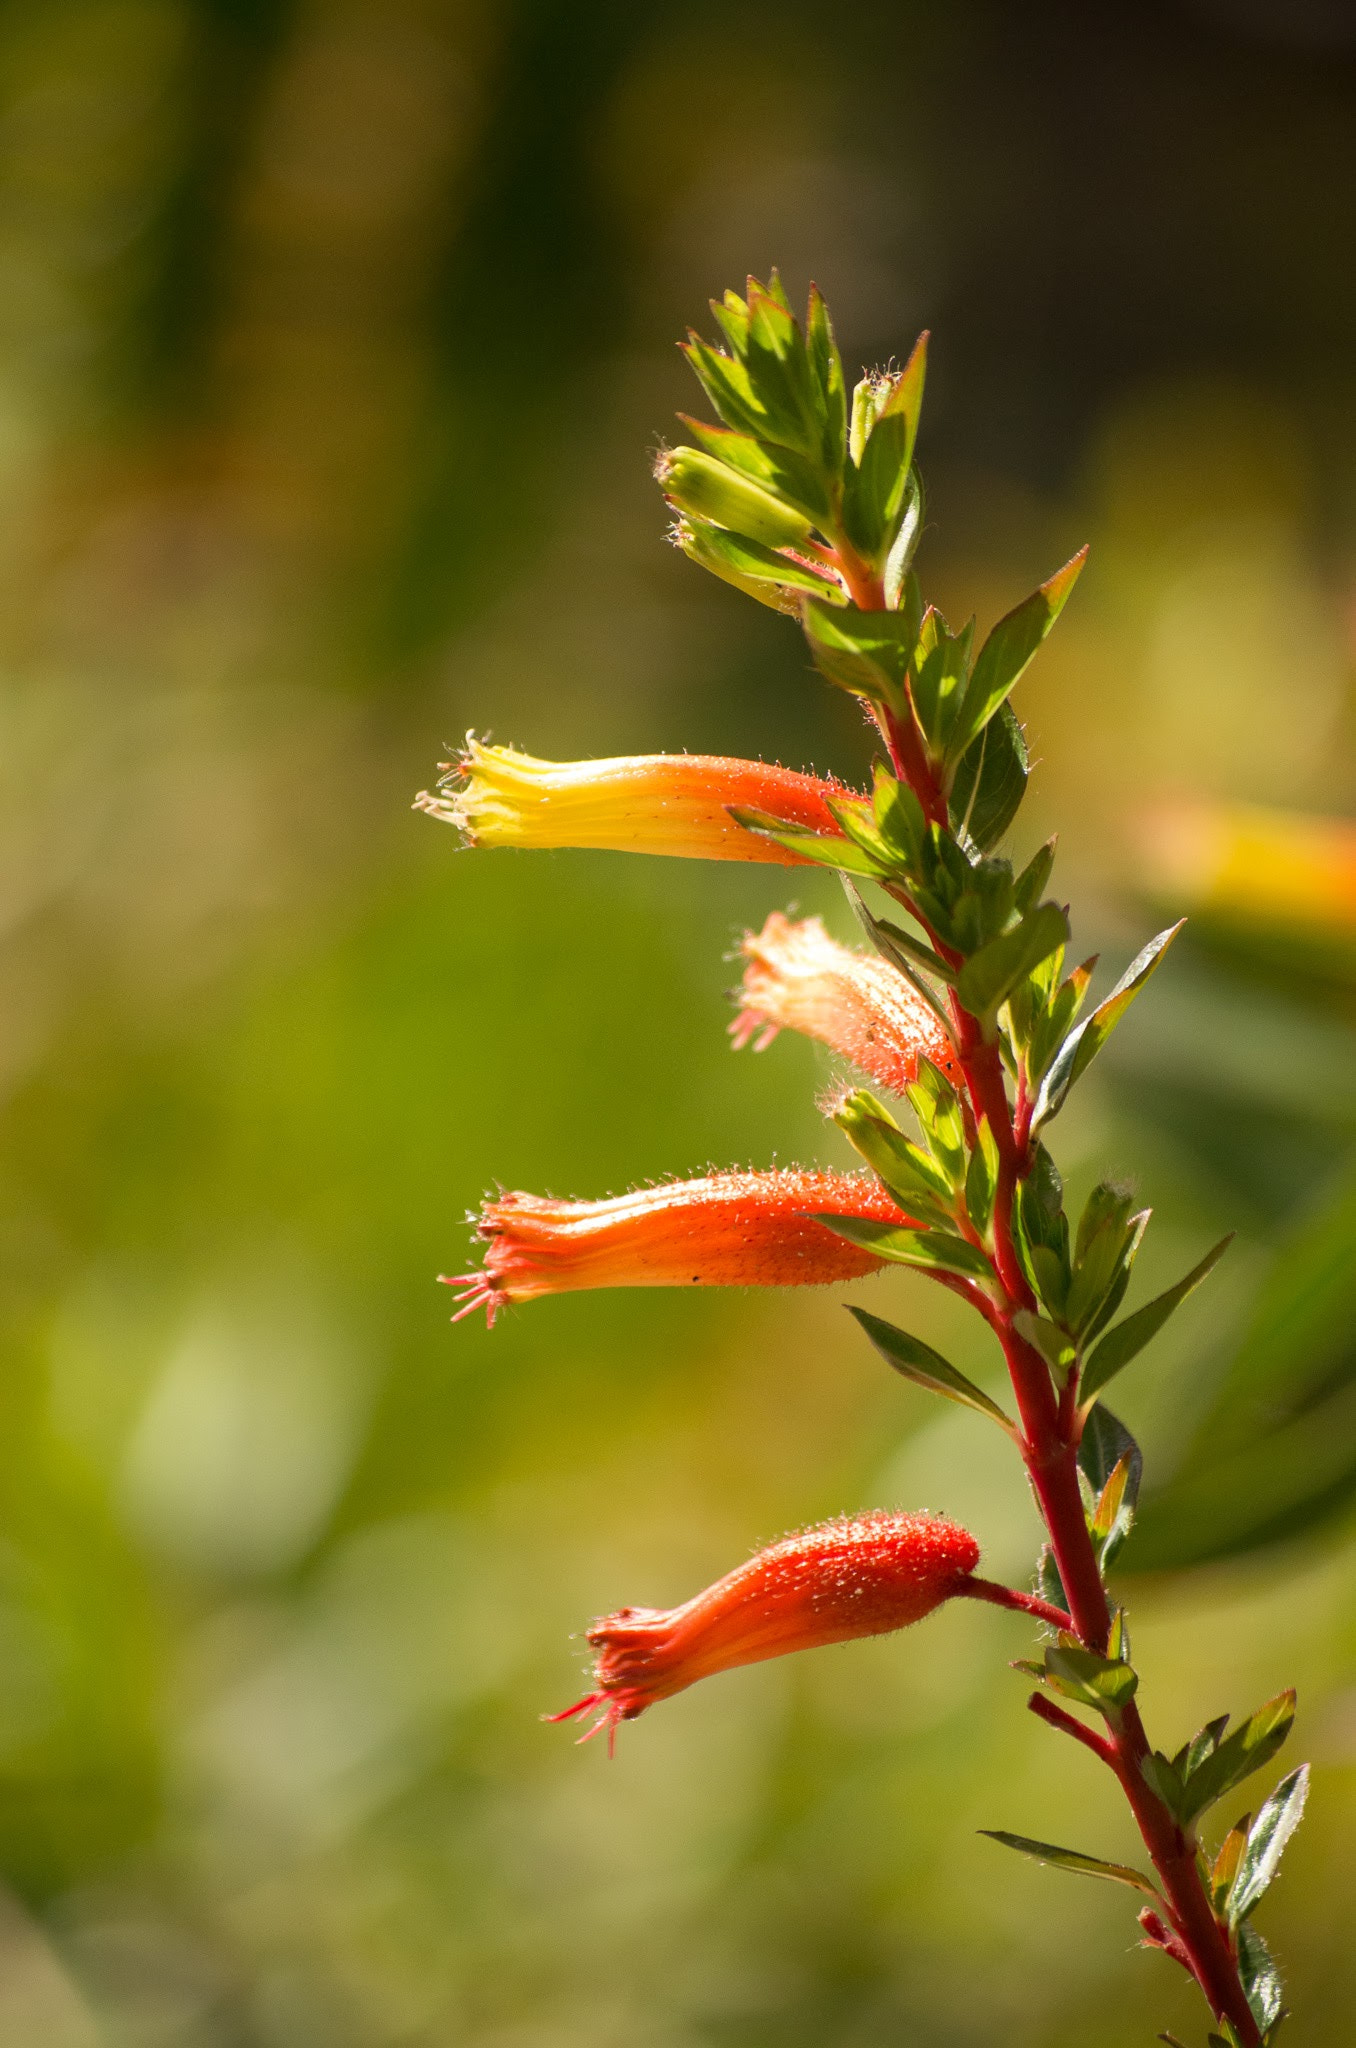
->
[732,912,961,1092]
[447,1169,912,1324]
[550,1510,980,1750]
[416,738,855,865]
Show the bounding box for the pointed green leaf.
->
[1237,1922,1285,2033]
[803,600,913,711]
[673,515,844,611]
[1210,1817,1251,1914]
[950,548,1087,756]
[819,1215,994,1283]
[1180,1691,1297,1824]
[979,1830,1159,1897]
[849,1306,1015,1431]
[1081,1234,1234,1403]
[1229,1765,1309,1924]
[1043,1641,1138,1710]
[1078,1405,1143,1515]
[948,701,1031,852]
[1032,921,1185,1129]
[726,807,884,876]
[1012,1309,1076,1376]
[957,902,1071,1026]
[964,1117,999,1238]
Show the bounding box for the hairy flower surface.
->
[732,911,962,1090]
[448,1169,912,1324]
[550,1509,980,1749]
[415,737,853,862]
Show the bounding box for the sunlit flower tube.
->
[732,911,962,1091]
[549,1509,980,1750]
[1141,799,1356,937]
[415,737,855,863]
[446,1169,912,1325]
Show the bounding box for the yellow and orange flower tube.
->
[732,910,962,1091]
[447,1168,913,1324]
[550,1509,980,1750]
[416,737,855,864]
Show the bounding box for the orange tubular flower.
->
[732,911,962,1091]
[446,1169,912,1324]
[414,736,854,863]
[549,1510,980,1750]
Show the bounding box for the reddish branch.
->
[828,532,1263,2046]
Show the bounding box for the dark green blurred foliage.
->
[0,2,1352,2043]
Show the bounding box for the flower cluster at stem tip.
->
[418,273,1305,2048]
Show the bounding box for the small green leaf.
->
[726,807,884,876]
[1032,921,1185,1129]
[949,547,1087,758]
[1080,1235,1234,1403]
[674,515,844,610]
[832,1091,956,1219]
[803,600,914,712]
[957,902,1070,1027]
[1012,1309,1076,1376]
[819,1215,994,1283]
[1013,836,1057,916]
[848,1306,1015,1431]
[1089,1454,1135,1561]
[1043,1641,1138,1710]
[906,1058,969,1185]
[964,1117,999,1238]
[1228,1765,1309,1924]
[978,1829,1159,1897]
[1210,1816,1251,1915]
[1179,1691,1297,1824]
[842,888,955,1032]
[1237,1922,1285,2033]
[1141,1751,1188,1819]
[948,702,1030,852]
[868,914,957,985]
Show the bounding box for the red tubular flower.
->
[732,911,962,1091]
[446,1169,912,1324]
[550,1509,980,1750]
[414,737,854,864]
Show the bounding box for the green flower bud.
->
[655,447,813,549]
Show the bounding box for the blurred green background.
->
[0,2,1354,2042]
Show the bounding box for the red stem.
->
[957,1577,1070,1632]
[842,561,1262,2044]
[1026,1691,1118,1768]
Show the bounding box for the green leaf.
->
[906,1058,969,1185]
[1179,1692,1297,1824]
[1042,1641,1138,1710]
[657,447,814,549]
[803,600,914,712]
[848,1307,1015,1431]
[948,701,1031,852]
[949,548,1087,758]
[1228,1765,1309,1924]
[1078,1405,1143,1517]
[1210,1816,1251,1914]
[978,1830,1159,1897]
[1013,836,1057,917]
[957,903,1070,1027]
[1141,1751,1188,1819]
[832,1091,956,1220]
[1080,1235,1234,1403]
[805,283,847,474]
[842,333,927,561]
[676,414,834,525]
[868,914,957,985]
[819,1215,995,1283]
[1032,921,1185,1129]
[726,807,885,876]
[1237,1922,1285,2033]
[964,1117,999,1239]
[1065,1191,1150,1342]
[842,888,955,1032]
[1012,1309,1076,1376]
[674,515,844,610]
